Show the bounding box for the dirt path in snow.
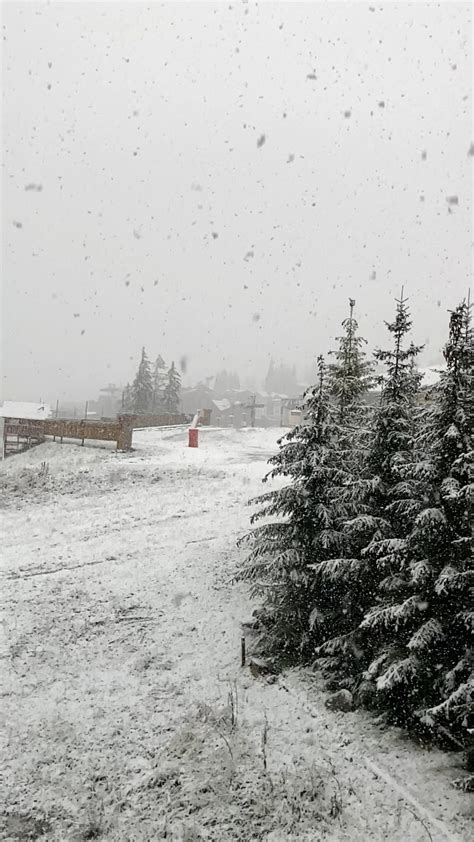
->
[1,429,471,841]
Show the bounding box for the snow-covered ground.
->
[0,427,471,841]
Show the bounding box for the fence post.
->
[54,399,59,441]
[117,417,133,451]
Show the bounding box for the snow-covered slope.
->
[0,428,470,840]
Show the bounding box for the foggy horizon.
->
[2,1,472,404]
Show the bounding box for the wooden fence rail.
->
[2,410,209,458]
[2,417,133,455]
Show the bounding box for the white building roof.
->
[212,398,231,412]
[0,401,52,420]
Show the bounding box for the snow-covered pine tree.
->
[325,298,375,489]
[152,354,167,411]
[314,292,424,686]
[163,361,181,414]
[327,298,375,420]
[131,348,153,414]
[238,357,348,663]
[296,303,376,665]
[360,299,473,737]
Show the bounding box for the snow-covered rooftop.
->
[212,398,231,411]
[0,401,52,420]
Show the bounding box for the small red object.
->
[188,428,199,448]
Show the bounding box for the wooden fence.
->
[2,417,133,456]
[2,410,210,458]
[3,421,46,457]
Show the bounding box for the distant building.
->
[181,381,305,428]
[0,401,52,420]
[259,393,302,426]
[0,402,52,458]
[180,385,214,416]
[211,398,247,427]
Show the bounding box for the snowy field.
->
[0,427,471,841]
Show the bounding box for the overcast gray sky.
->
[2,0,472,402]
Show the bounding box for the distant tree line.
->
[122,349,181,415]
[214,370,241,392]
[265,360,299,396]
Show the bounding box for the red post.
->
[188,428,199,448]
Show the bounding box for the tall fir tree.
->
[302,304,376,660]
[360,300,473,737]
[327,298,375,419]
[163,361,181,414]
[238,357,346,662]
[239,307,375,665]
[152,354,167,412]
[326,298,376,485]
[315,292,423,685]
[131,347,153,414]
